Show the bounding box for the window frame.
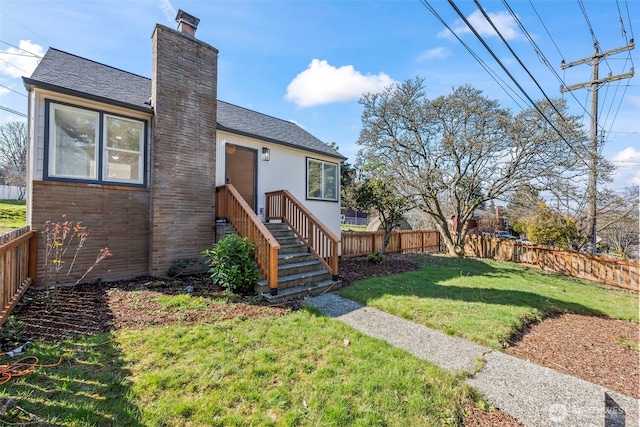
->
[306,157,339,202]
[44,99,148,187]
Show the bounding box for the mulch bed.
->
[5,253,638,427]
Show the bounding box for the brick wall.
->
[31,181,150,286]
[150,25,218,275]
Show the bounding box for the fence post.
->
[28,231,38,286]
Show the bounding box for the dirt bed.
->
[7,253,638,426]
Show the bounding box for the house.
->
[22,11,344,297]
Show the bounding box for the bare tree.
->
[0,121,27,198]
[357,78,589,256]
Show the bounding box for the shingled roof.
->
[24,48,344,160]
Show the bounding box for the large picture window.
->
[47,101,146,185]
[307,158,338,201]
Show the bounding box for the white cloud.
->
[0,40,44,78]
[417,47,449,61]
[627,95,640,108]
[285,59,395,107]
[159,0,177,24]
[438,10,520,40]
[610,146,640,187]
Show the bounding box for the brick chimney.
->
[149,13,218,275]
[175,9,199,37]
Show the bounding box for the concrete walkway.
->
[306,293,639,427]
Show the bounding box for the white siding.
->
[217,130,342,238]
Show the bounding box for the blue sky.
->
[1,0,638,190]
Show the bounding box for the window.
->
[307,158,338,201]
[47,101,146,185]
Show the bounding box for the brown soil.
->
[6,253,638,427]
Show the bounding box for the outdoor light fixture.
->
[262,147,270,161]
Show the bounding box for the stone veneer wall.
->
[31,181,150,286]
[149,25,218,275]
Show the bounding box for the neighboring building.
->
[22,11,343,290]
[341,208,368,226]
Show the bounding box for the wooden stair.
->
[256,222,340,302]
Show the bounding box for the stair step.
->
[278,252,316,265]
[278,259,324,276]
[260,280,342,303]
[277,269,333,290]
[257,268,332,291]
[279,243,308,254]
[274,236,301,246]
[269,229,296,238]
[264,222,289,230]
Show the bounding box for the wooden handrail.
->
[265,189,339,276]
[215,185,280,293]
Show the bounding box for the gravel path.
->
[306,293,640,427]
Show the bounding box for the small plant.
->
[366,252,386,263]
[201,235,260,295]
[41,217,111,288]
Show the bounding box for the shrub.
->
[366,253,386,263]
[201,235,260,294]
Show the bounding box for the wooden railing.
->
[265,190,339,276]
[0,226,38,327]
[216,185,280,293]
[341,229,443,258]
[464,235,639,291]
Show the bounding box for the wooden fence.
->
[341,229,443,258]
[0,226,38,327]
[464,235,639,291]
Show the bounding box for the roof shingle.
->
[24,48,344,160]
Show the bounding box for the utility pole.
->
[561,39,635,254]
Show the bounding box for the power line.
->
[0,12,48,46]
[418,0,529,110]
[0,40,42,58]
[527,0,564,59]
[444,0,591,168]
[0,83,26,97]
[0,51,39,57]
[474,1,568,124]
[0,56,31,75]
[578,0,598,45]
[0,105,27,118]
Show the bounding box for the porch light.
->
[262,147,270,161]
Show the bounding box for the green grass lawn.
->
[2,254,637,425]
[0,311,475,426]
[0,199,27,234]
[338,255,639,349]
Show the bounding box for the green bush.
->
[201,235,260,294]
[366,253,386,263]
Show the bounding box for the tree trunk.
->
[433,222,464,257]
[378,226,393,258]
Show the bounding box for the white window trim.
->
[45,100,147,186]
[306,157,338,202]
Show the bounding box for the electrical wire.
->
[0,40,42,58]
[0,106,27,118]
[578,0,598,45]
[418,0,529,111]
[444,0,591,168]
[508,0,595,124]
[474,1,568,123]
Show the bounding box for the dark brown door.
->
[225,144,257,211]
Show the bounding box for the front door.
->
[225,144,257,211]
